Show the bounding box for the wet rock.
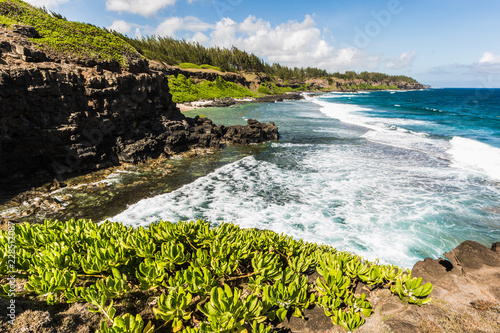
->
[491,241,500,253]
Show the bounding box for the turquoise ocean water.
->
[112,88,500,268]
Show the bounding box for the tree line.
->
[113,32,417,83]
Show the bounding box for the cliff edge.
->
[0,25,278,186]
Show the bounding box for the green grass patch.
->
[257,82,306,95]
[0,0,138,66]
[177,62,222,72]
[168,74,257,103]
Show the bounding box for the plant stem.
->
[225,271,256,282]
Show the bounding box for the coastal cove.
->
[1,1,500,332]
[2,90,500,333]
[4,89,499,270]
[112,89,500,269]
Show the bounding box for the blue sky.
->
[26,0,500,87]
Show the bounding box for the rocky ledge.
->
[178,92,304,111]
[0,25,279,191]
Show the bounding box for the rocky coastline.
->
[177,92,304,111]
[1,24,498,333]
[0,25,279,196]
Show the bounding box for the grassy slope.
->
[168,73,258,103]
[0,0,138,66]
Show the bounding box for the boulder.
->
[412,241,500,306]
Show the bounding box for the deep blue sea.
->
[112,88,500,268]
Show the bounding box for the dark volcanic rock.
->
[0,26,279,188]
[223,119,279,145]
[11,24,40,38]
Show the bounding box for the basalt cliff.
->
[0,25,278,186]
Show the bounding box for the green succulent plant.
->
[263,275,314,321]
[250,321,273,333]
[251,252,282,281]
[25,268,77,304]
[330,308,365,333]
[391,274,433,306]
[345,259,370,280]
[198,285,264,332]
[153,287,193,332]
[183,266,216,296]
[0,218,434,332]
[155,241,190,270]
[136,259,166,290]
[98,313,155,333]
[344,294,372,317]
[96,268,131,298]
[358,265,384,286]
[288,254,314,273]
[316,268,350,299]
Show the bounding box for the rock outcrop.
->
[304,77,425,90]
[412,240,500,307]
[0,25,278,185]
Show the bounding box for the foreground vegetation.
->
[1,219,432,332]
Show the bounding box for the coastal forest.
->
[0,0,421,103]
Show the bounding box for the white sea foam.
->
[109,97,500,268]
[110,141,495,268]
[312,98,451,159]
[448,137,500,180]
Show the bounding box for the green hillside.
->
[0,0,138,66]
[0,0,421,102]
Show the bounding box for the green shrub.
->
[0,219,432,332]
[176,63,222,72]
[168,74,257,103]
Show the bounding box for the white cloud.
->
[386,51,416,69]
[25,0,69,9]
[479,52,500,64]
[155,16,212,37]
[152,14,384,72]
[108,20,132,34]
[106,0,177,17]
[190,32,210,44]
[135,28,143,39]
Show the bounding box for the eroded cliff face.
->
[0,26,278,182]
[304,77,425,90]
